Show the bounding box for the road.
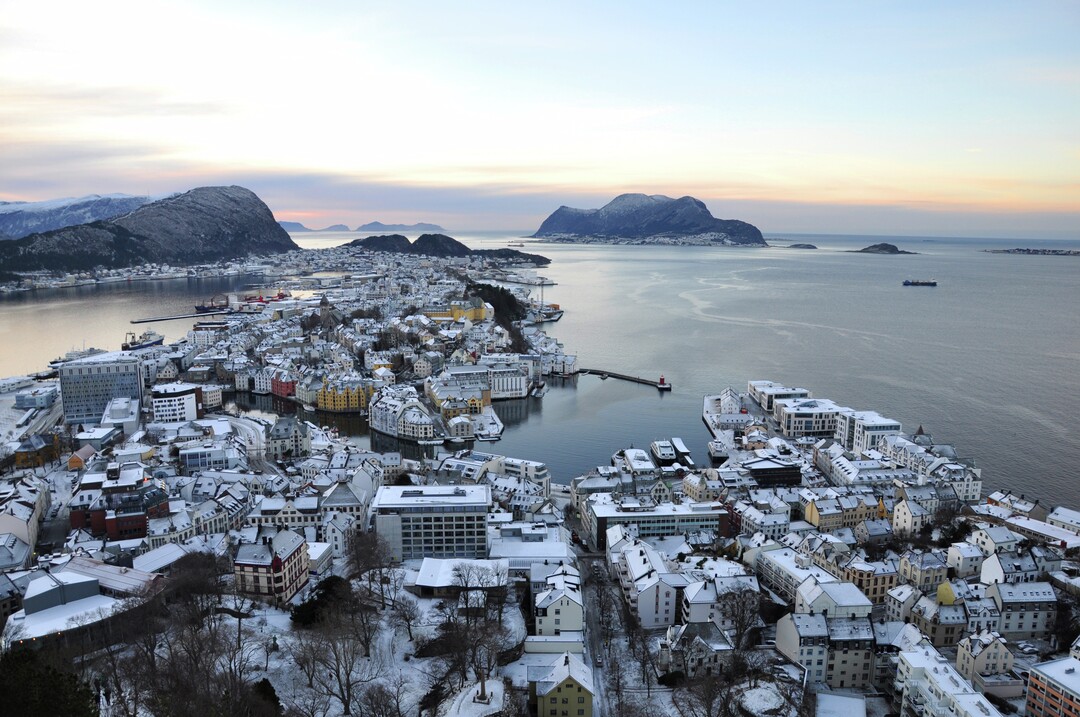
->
[582,553,626,717]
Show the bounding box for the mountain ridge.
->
[0,193,156,239]
[0,186,298,272]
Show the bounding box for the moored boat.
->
[121,329,165,351]
[903,279,937,286]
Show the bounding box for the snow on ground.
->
[739,683,795,716]
[439,680,504,717]
[216,579,528,717]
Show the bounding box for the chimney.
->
[564,654,570,666]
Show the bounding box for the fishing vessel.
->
[903,279,937,286]
[121,330,165,351]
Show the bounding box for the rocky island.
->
[532,193,765,246]
[851,242,917,255]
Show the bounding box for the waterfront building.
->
[747,380,811,412]
[774,397,848,439]
[1047,507,1080,535]
[368,385,438,441]
[59,351,144,425]
[267,416,311,460]
[834,409,902,456]
[370,484,491,562]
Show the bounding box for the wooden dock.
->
[576,368,672,391]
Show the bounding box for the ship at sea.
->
[121,329,165,351]
[903,279,938,286]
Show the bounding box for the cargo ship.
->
[903,279,937,286]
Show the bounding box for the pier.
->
[131,311,230,324]
[576,368,672,391]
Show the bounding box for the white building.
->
[151,382,203,422]
[894,643,1003,717]
[370,485,491,561]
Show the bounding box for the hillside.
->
[349,233,549,265]
[0,186,298,272]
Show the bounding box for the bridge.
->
[575,368,672,391]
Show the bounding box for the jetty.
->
[577,368,672,391]
[131,311,230,324]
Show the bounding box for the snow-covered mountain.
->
[0,193,156,239]
[0,186,298,272]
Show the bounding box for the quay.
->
[131,311,230,323]
[576,368,671,391]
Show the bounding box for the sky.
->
[1,1,1078,237]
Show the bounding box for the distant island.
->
[983,247,1080,256]
[349,233,549,265]
[357,221,446,232]
[278,221,312,232]
[319,224,350,232]
[850,242,917,255]
[786,243,818,250]
[532,193,765,246]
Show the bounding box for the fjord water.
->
[1,231,1077,505]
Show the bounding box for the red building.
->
[270,371,296,398]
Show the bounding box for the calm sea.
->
[1,231,1077,506]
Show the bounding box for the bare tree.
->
[289,629,322,689]
[283,684,333,717]
[310,622,384,715]
[390,593,422,641]
[346,530,394,603]
[469,624,509,701]
[358,673,412,717]
[342,591,383,659]
[715,584,761,650]
[625,617,655,696]
[672,674,737,717]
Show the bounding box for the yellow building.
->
[530,652,595,717]
[423,296,489,323]
[317,378,374,413]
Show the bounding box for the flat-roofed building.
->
[582,493,729,550]
[370,485,491,561]
[747,380,811,412]
[1027,657,1080,717]
[59,351,144,426]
